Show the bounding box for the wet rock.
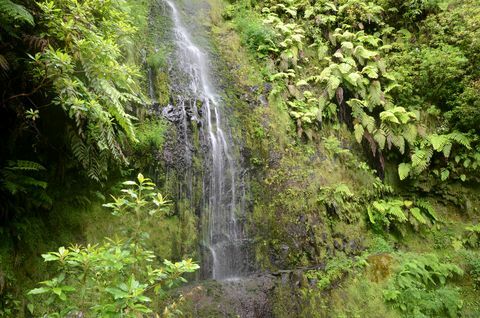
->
[249,85,259,93]
[333,239,342,250]
[162,104,184,122]
[263,82,272,93]
[258,94,268,107]
[178,275,275,318]
[321,232,328,243]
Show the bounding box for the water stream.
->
[162,0,249,280]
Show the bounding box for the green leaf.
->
[367,207,375,224]
[380,110,399,124]
[106,287,129,299]
[42,253,59,262]
[62,286,76,292]
[338,63,352,74]
[368,81,382,106]
[345,72,361,86]
[398,163,411,180]
[374,130,386,149]
[341,41,354,50]
[354,46,377,60]
[58,292,67,301]
[28,287,49,295]
[52,287,62,296]
[304,7,314,18]
[429,134,448,151]
[0,0,35,26]
[333,51,344,59]
[440,169,450,181]
[354,124,364,143]
[416,199,438,221]
[327,76,341,99]
[296,79,308,86]
[388,205,407,222]
[361,114,375,133]
[362,65,378,79]
[410,207,427,224]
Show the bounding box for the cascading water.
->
[163,0,249,280]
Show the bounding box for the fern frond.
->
[386,203,407,223]
[429,134,449,152]
[5,160,46,171]
[0,54,9,72]
[448,131,471,149]
[391,134,405,154]
[409,207,427,224]
[402,124,418,145]
[416,199,438,221]
[411,148,433,173]
[0,0,34,26]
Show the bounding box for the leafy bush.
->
[384,253,463,317]
[28,243,198,317]
[28,174,199,316]
[305,255,367,290]
[377,0,448,26]
[26,0,146,182]
[463,224,480,248]
[367,198,438,232]
[463,251,480,290]
[234,11,277,58]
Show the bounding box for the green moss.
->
[155,70,170,106]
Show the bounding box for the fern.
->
[0,0,34,27]
[384,253,463,317]
[411,147,433,173]
[398,163,411,180]
[0,54,8,73]
[429,134,450,152]
[368,198,438,230]
[25,0,147,182]
[448,131,471,149]
[0,160,51,208]
[5,160,46,171]
[409,207,426,224]
[415,199,438,221]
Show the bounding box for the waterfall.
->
[163,0,249,280]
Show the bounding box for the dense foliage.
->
[212,0,480,316]
[1,0,480,317]
[27,174,198,317]
[228,0,480,184]
[0,0,149,224]
[0,0,175,316]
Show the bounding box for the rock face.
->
[158,0,253,279]
[177,274,276,318]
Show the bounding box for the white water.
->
[164,0,248,279]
